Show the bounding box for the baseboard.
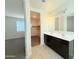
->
[26,53,31,59]
[5,37,25,40]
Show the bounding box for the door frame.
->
[30,8,42,46]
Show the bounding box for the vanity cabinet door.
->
[44,34,52,45]
[50,36,69,58]
[56,42,69,59]
[44,34,69,59]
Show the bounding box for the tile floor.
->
[28,45,64,59]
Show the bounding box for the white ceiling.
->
[30,0,69,12]
[5,0,74,18]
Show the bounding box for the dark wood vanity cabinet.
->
[44,34,69,59]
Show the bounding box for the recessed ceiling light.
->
[42,0,47,3]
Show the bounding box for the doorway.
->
[30,11,40,47]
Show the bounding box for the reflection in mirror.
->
[5,0,25,59]
[55,15,74,32]
[67,16,74,32]
[55,17,59,31]
[55,16,64,31]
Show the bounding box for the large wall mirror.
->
[55,15,74,32]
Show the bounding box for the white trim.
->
[5,15,24,19]
[26,52,31,59]
[30,8,44,46]
[30,8,41,13]
[24,0,32,58]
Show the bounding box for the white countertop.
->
[44,31,74,41]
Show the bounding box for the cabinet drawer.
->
[60,40,69,45]
[51,36,69,45]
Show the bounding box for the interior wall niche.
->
[67,16,74,32]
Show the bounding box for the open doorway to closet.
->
[30,11,40,47]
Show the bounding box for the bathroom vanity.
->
[44,31,74,59]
